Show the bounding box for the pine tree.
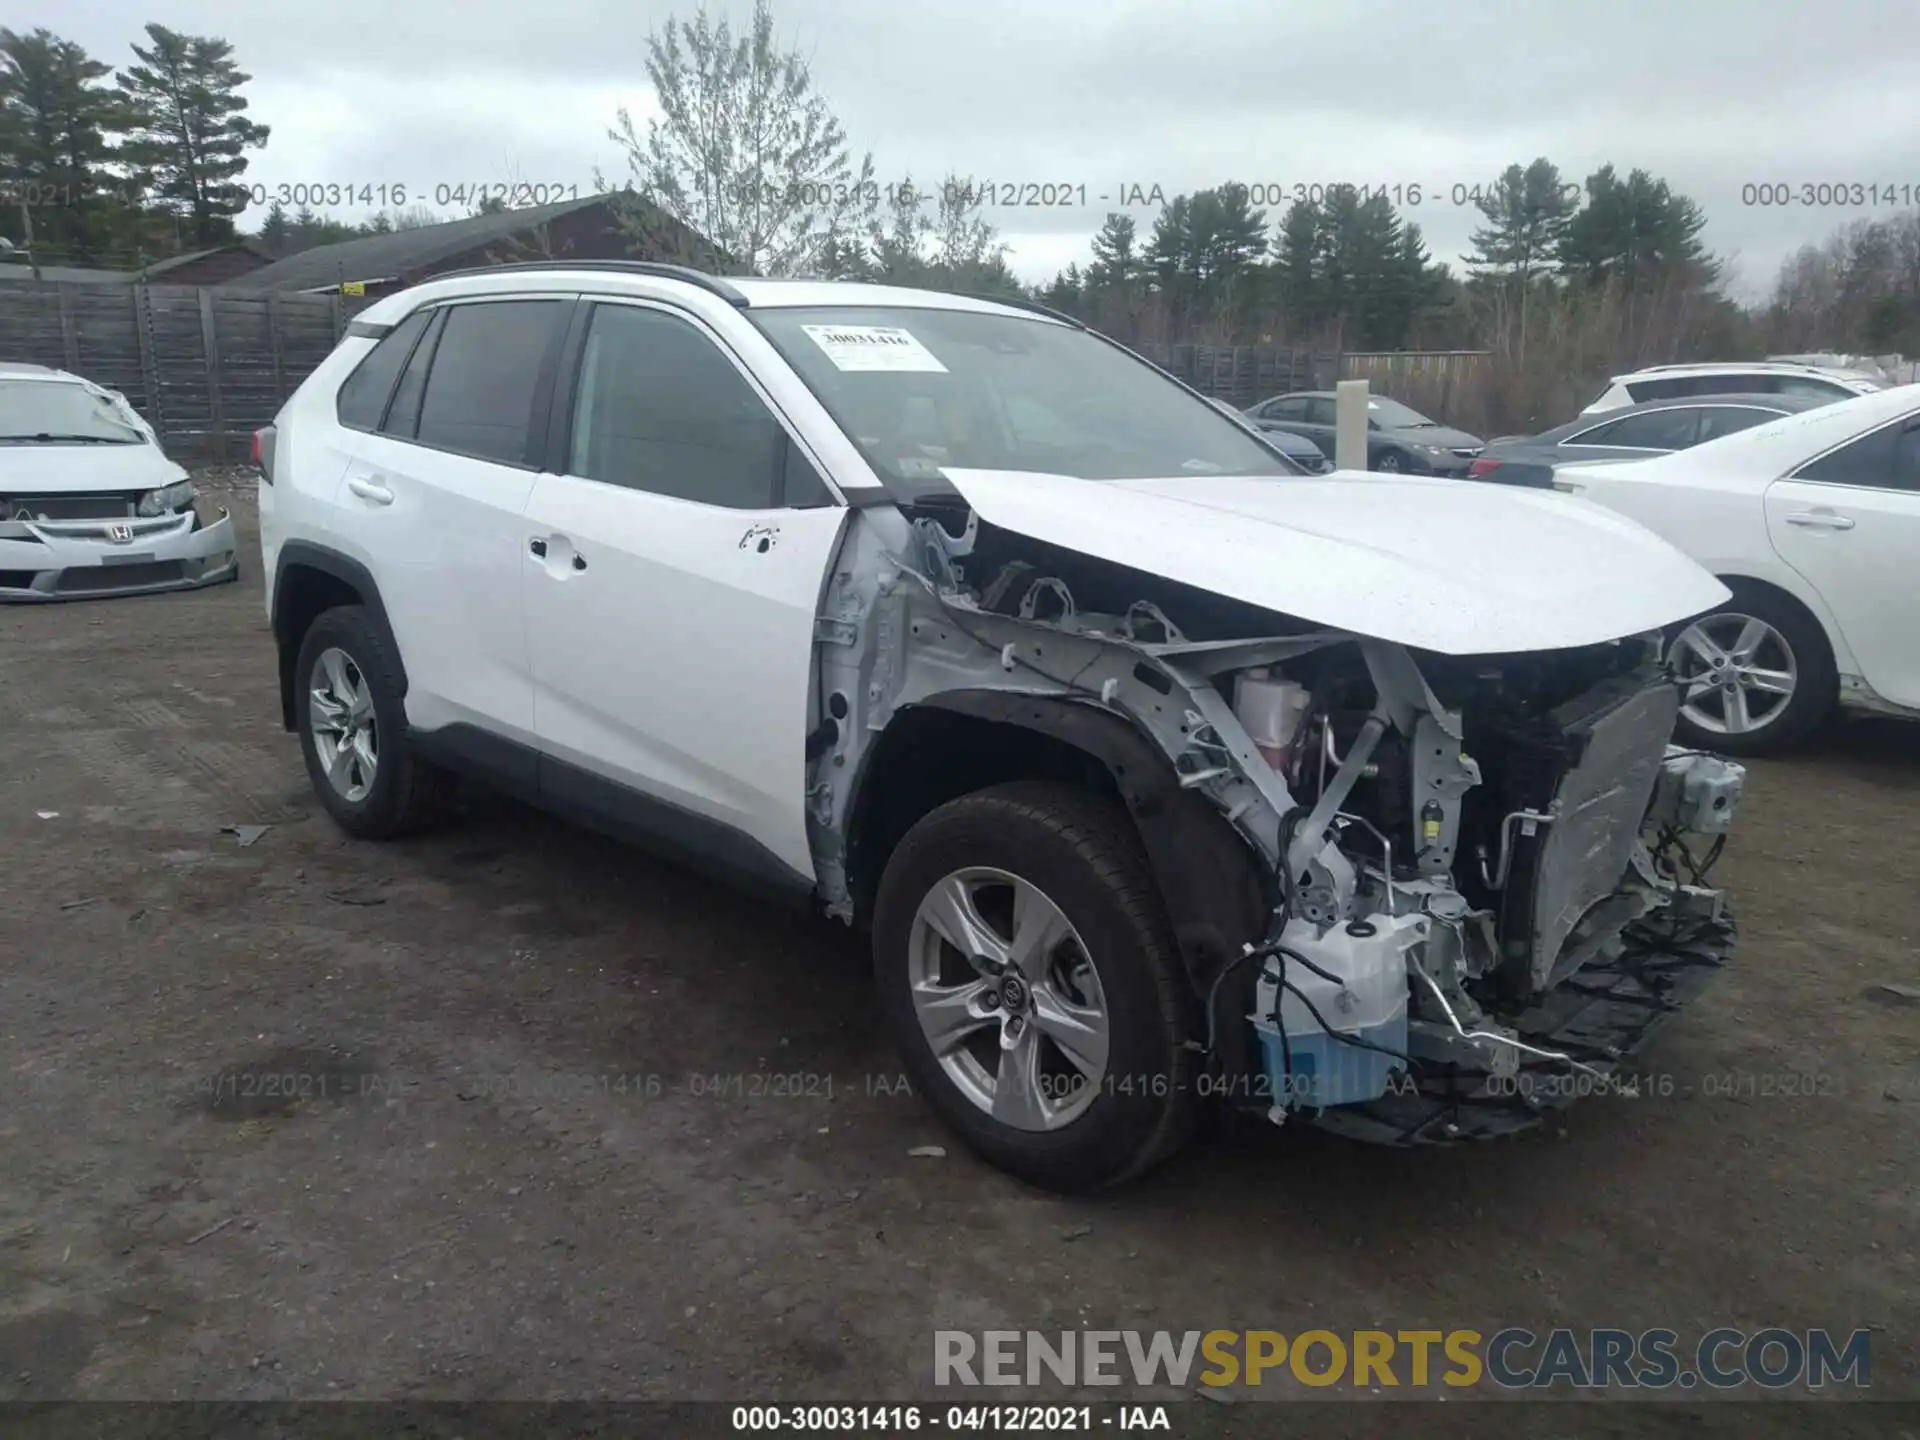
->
[115,23,268,247]
[0,28,129,263]
[257,198,288,253]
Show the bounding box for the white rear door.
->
[523,299,847,881]
[329,296,572,743]
[1765,407,1920,708]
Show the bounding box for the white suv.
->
[257,261,1748,1190]
[1581,362,1883,415]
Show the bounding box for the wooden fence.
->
[0,279,1494,461]
[0,282,377,461]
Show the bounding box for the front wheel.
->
[1374,449,1406,473]
[1667,585,1836,754]
[872,782,1197,1192]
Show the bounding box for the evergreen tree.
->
[115,23,269,246]
[0,28,129,262]
[257,198,288,253]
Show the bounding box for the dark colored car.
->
[1465,391,1830,489]
[1245,391,1484,475]
[1206,397,1330,472]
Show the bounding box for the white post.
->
[1334,378,1369,472]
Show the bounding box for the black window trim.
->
[545,295,847,512]
[374,293,578,471]
[376,305,448,439]
[1788,409,1920,492]
[336,305,435,435]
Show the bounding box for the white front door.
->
[1765,408,1920,708]
[523,299,848,881]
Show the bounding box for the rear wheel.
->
[1668,584,1835,754]
[295,605,454,836]
[872,782,1197,1192]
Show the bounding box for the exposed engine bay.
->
[807,500,1745,1145]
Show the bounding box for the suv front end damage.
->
[809,484,1745,1147]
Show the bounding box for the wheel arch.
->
[1701,570,1850,675]
[271,541,407,732]
[845,693,1270,1002]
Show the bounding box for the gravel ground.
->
[0,490,1913,1436]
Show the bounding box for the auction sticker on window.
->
[801,324,948,373]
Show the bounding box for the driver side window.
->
[567,303,833,509]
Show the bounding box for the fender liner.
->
[270,541,407,731]
[919,691,1271,1083]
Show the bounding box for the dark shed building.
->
[227,196,717,296]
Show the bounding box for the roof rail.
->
[953,290,1084,327]
[426,259,751,307]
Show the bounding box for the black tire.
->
[1668,582,1836,756]
[1375,449,1406,473]
[872,782,1198,1193]
[294,604,454,837]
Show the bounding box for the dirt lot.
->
[0,485,1913,1434]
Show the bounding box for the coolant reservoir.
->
[1233,670,1311,773]
[1251,913,1426,1110]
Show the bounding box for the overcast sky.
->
[35,0,1920,298]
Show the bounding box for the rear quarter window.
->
[335,310,431,431]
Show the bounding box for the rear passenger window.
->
[1624,377,1700,402]
[335,309,431,431]
[1587,407,1701,450]
[1793,414,1920,492]
[414,300,565,466]
[565,304,792,510]
[1695,406,1782,443]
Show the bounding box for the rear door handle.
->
[1784,510,1855,530]
[346,475,394,505]
[528,537,547,557]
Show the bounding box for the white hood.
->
[0,441,184,496]
[940,468,1730,656]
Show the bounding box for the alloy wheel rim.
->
[1670,613,1797,736]
[309,647,378,802]
[906,866,1110,1132]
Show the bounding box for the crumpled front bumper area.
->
[1311,907,1738,1145]
[0,506,239,602]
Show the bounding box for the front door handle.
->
[1784,510,1855,530]
[528,537,547,557]
[346,475,394,505]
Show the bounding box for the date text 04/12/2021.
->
[729,1405,1170,1432]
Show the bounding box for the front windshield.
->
[1367,396,1437,428]
[0,381,146,444]
[749,306,1292,493]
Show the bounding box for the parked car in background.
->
[1206,397,1329,472]
[1245,391,1484,474]
[1580,361,1884,416]
[0,363,238,602]
[1548,385,1920,753]
[1468,392,1830,489]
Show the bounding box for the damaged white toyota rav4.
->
[258,264,1747,1191]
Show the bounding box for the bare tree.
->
[606,0,876,276]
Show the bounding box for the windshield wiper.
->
[0,432,136,444]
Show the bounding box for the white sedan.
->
[1543,384,1920,753]
[0,363,238,601]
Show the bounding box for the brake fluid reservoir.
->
[1251,914,1425,1110]
[1233,670,1311,773]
